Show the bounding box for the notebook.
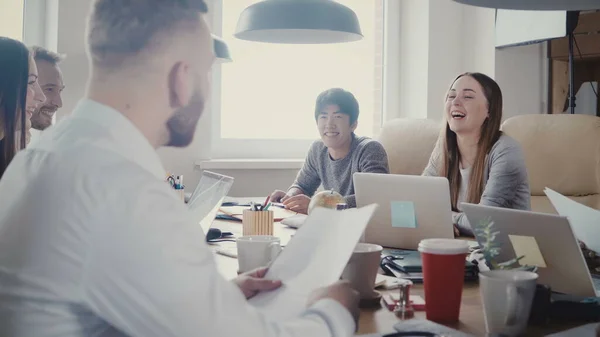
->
[382,248,479,282]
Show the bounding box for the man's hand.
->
[233,267,282,299]
[307,281,360,329]
[283,194,311,214]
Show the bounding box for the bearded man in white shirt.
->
[0,1,360,336]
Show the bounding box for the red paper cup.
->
[418,238,469,323]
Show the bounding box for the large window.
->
[0,0,24,41]
[211,0,384,159]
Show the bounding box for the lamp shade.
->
[213,35,232,62]
[234,0,363,44]
[452,0,600,10]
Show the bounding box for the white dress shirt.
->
[28,127,41,146]
[0,99,355,337]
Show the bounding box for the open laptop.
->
[187,170,234,238]
[462,203,599,297]
[354,173,454,250]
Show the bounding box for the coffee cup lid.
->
[418,238,469,255]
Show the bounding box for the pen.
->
[389,267,410,279]
[262,195,270,209]
[393,264,410,275]
[216,248,238,259]
[263,202,272,211]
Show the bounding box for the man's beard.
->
[31,105,56,131]
[165,91,204,148]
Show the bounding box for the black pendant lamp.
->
[234,0,363,44]
[452,0,600,10]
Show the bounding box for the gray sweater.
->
[290,134,389,207]
[423,134,531,235]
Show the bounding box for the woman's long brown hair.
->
[0,37,29,178]
[439,72,503,211]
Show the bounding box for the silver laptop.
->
[354,173,454,250]
[187,170,234,234]
[462,203,599,297]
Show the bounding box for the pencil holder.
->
[243,210,274,236]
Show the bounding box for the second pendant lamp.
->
[234,0,363,44]
[452,0,600,11]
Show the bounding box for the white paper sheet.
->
[545,187,600,253]
[248,204,378,319]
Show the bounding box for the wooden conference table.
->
[209,214,582,336]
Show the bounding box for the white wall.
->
[391,0,551,123]
[426,0,470,121]
[22,0,58,52]
[495,43,548,120]
[395,0,430,120]
[462,5,497,76]
[56,0,89,124]
[22,0,44,45]
[393,0,498,121]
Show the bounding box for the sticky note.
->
[508,235,547,268]
[390,201,417,228]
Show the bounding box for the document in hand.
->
[248,204,379,319]
[545,187,600,253]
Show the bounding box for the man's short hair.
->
[87,0,208,68]
[31,46,65,65]
[314,88,360,125]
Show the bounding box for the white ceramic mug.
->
[236,236,282,273]
[479,270,538,337]
[341,243,383,299]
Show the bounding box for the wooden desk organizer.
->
[242,210,274,236]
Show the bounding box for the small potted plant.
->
[472,217,537,272]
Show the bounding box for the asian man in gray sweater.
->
[270,88,389,214]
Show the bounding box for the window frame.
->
[208,0,387,160]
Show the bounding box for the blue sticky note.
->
[391,201,418,228]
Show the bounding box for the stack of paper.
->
[248,204,378,320]
[544,188,600,253]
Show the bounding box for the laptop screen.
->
[187,171,234,234]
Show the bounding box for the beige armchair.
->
[377,118,441,175]
[377,114,600,214]
[501,114,600,214]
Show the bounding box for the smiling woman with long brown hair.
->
[0,37,46,177]
[423,72,530,236]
